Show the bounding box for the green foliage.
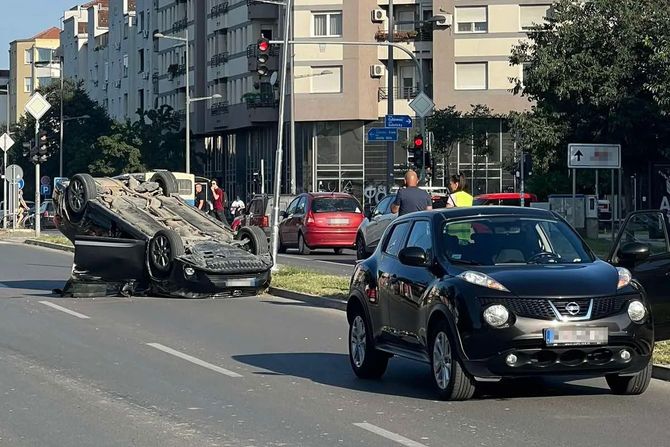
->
[132,104,184,171]
[509,0,670,176]
[89,127,144,176]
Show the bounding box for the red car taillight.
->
[261,215,269,227]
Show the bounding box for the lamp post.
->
[155,30,190,174]
[0,85,9,230]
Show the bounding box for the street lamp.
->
[155,31,191,174]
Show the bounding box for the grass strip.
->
[36,235,73,246]
[272,266,349,300]
[654,341,670,365]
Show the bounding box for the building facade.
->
[0,70,9,131]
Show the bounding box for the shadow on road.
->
[234,352,610,401]
[0,280,67,291]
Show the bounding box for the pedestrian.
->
[210,180,228,224]
[230,196,245,217]
[195,183,206,211]
[446,173,473,208]
[391,170,432,216]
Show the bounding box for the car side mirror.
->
[617,242,650,265]
[280,210,288,218]
[399,246,429,267]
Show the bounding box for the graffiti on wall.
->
[364,184,388,206]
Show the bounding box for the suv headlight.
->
[458,271,509,292]
[483,304,510,328]
[627,300,646,322]
[616,267,632,289]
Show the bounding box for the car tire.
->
[429,320,476,401]
[278,237,287,254]
[356,234,367,260]
[606,360,653,395]
[150,171,179,196]
[236,226,269,256]
[298,233,311,255]
[66,173,97,222]
[334,248,344,255]
[349,310,388,379]
[149,229,185,277]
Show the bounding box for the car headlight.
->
[616,267,632,289]
[458,271,509,292]
[627,300,646,322]
[183,266,196,278]
[483,304,510,328]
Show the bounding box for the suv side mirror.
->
[280,210,288,219]
[399,246,428,267]
[617,242,650,265]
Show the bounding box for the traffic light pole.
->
[520,150,525,207]
[387,0,395,192]
[34,119,40,237]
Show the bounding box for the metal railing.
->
[374,27,433,42]
[377,87,420,101]
[211,101,229,115]
[209,52,229,67]
[209,2,229,18]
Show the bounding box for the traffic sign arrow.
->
[574,150,583,161]
[385,115,412,128]
[367,128,398,142]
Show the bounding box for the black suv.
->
[347,207,667,400]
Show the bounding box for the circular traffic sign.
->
[17,178,25,190]
[6,164,23,181]
[41,175,50,186]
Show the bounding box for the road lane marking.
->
[146,343,243,378]
[354,423,428,447]
[39,301,90,319]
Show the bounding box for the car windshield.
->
[312,197,361,213]
[441,217,594,265]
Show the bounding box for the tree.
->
[509,0,670,177]
[132,104,184,171]
[89,128,144,176]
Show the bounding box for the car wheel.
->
[429,321,476,401]
[356,234,367,260]
[150,171,178,196]
[235,226,269,256]
[149,229,185,277]
[334,248,344,255]
[349,311,388,379]
[298,233,311,255]
[66,174,97,222]
[606,360,653,395]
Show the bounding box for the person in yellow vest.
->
[446,173,473,243]
[446,173,473,208]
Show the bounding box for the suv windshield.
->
[441,217,594,265]
[312,197,361,213]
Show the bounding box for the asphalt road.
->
[1,242,670,447]
[277,248,357,277]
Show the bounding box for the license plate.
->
[226,278,256,287]
[329,218,349,225]
[544,327,608,346]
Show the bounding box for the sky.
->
[1,0,78,68]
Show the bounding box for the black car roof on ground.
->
[397,206,557,221]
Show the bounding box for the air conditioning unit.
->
[371,9,384,23]
[433,14,453,28]
[370,64,384,78]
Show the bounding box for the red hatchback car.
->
[278,193,364,254]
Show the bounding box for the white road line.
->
[38,301,91,319]
[146,343,243,378]
[354,423,428,447]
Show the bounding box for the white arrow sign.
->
[568,144,621,169]
[0,133,14,153]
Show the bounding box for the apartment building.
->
[0,70,9,131]
[8,28,61,125]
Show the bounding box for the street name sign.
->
[568,144,621,169]
[0,133,14,152]
[409,92,435,118]
[367,128,398,142]
[385,115,412,128]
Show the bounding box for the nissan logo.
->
[565,302,581,316]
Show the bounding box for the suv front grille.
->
[479,295,633,321]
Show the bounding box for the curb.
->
[267,286,347,311]
[24,239,74,253]
[653,365,670,381]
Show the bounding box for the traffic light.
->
[514,152,533,178]
[256,38,270,76]
[38,130,48,155]
[22,141,33,158]
[413,134,425,168]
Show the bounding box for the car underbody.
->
[53,172,272,298]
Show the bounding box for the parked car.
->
[356,193,450,260]
[237,194,297,239]
[473,192,538,206]
[278,192,364,254]
[346,206,668,400]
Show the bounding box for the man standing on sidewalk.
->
[210,180,227,224]
[391,170,432,216]
[195,183,206,211]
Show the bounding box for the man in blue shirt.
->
[391,170,432,216]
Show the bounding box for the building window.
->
[37,77,52,89]
[520,5,552,30]
[123,54,129,77]
[455,62,487,90]
[138,89,144,112]
[24,49,33,64]
[138,50,145,73]
[310,66,342,93]
[37,48,54,63]
[104,62,109,81]
[24,77,32,93]
[313,11,342,37]
[123,93,129,116]
[455,7,487,33]
[139,11,145,32]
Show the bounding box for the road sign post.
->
[6,164,23,230]
[1,132,15,230]
[25,92,51,238]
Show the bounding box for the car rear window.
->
[312,197,361,213]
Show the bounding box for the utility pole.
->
[59,55,64,177]
[185,28,190,174]
[520,151,525,207]
[386,0,395,191]
[289,1,296,194]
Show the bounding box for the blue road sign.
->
[367,127,398,142]
[41,185,51,196]
[385,114,412,128]
[54,177,67,190]
[17,178,25,190]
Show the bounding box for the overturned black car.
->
[53,171,272,298]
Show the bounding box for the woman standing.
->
[446,173,473,208]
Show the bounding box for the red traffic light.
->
[257,38,270,53]
[413,135,424,148]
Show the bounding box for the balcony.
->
[208,2,229,18]
[208,93,278,131]
[210,101,229,116]
[167,63,186,80]
[377,87,419,118]
[247,0,278,20]
[209,52,229,67]
[172,18,188,33]
[246,44,279,72]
